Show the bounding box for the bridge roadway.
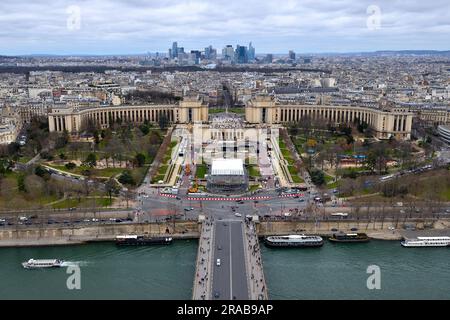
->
[211,219,249,300]
[193,217,268,300]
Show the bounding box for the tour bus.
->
[330,212,348,219]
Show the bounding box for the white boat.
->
[22,259,64,269]
[401,236,450,248]
[264,234,323,248]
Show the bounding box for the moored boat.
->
[264,234,323,248]
[401,236,450,248]
[115,235,173,246]
[22,259,64,269]
[329,233,370,243]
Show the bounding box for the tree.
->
[65,162,77,170]
[139,124,150,136]
[105,178,120,203]
[310,169,325,186]
[118,170,135,185]
[134,153,146,167]
[84,153,97,168]
[17,174,27,192]
[35,166,50,180]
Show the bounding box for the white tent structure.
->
[210,159,245,176]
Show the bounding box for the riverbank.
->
[1,218,449,248]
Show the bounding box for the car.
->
[331,228,338,232]
[176,197,181,200]
[184,207,194,212]
[115,219,123,223]
[218,245,222,250]
[234,213,242,217]
[216,259,221,266]
[92,218,99,222]
[0,218,6,223]
[350,227,358,231]
[214,291,220,298]
[142,194,149,198]
[19,216,28,222]
[388,226,395,231]
[298,199,305,202]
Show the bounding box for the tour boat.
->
[401,236,450,248]
[329,233,370,243]
[264,234,324,248]
[115,235,173,246]
[22,259,64,269]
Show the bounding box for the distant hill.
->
[374,50,450,56]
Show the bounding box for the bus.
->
[330,212,348,219]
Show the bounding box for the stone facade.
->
[48,94,414,140]
[245,95,414,140]
[48,95,208,133]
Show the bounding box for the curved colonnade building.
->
[437,125,450,144]
[49,95,413,140]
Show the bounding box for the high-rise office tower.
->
[222,45,234,60]
[248,42,256,61]
[171,42,178,59]
[205,45,215,59]
[235,45,248,64]
[289,50,296,61]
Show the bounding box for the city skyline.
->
[0,0,449,55]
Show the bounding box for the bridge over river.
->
[193,217,268,300]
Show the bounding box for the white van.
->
[216,259,221,266]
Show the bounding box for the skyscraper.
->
[235,45,248,64]
[289,50,296,61]
[204,45,216,60]
[248,42,255,61]
[222,45,234,60]
[171,42,178,59]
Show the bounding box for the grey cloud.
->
[0,0,448,54]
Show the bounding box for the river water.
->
[0,240,449,299]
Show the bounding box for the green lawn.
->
[247,165,261,177]
[52,197,113,209]
[440,188,450,201]
[249,184,261,192]
[288,166,304,183]
[196,164,208,179]
[46,164,125,178]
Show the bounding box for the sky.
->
[0,0,449,55]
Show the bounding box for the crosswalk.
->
[159,193,304,201]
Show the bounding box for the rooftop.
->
[211,158,244,176]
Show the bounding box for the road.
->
[212,220,249,300]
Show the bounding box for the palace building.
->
[48,94,414,140]
[48,95,208,133]
[245,95,414,140]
